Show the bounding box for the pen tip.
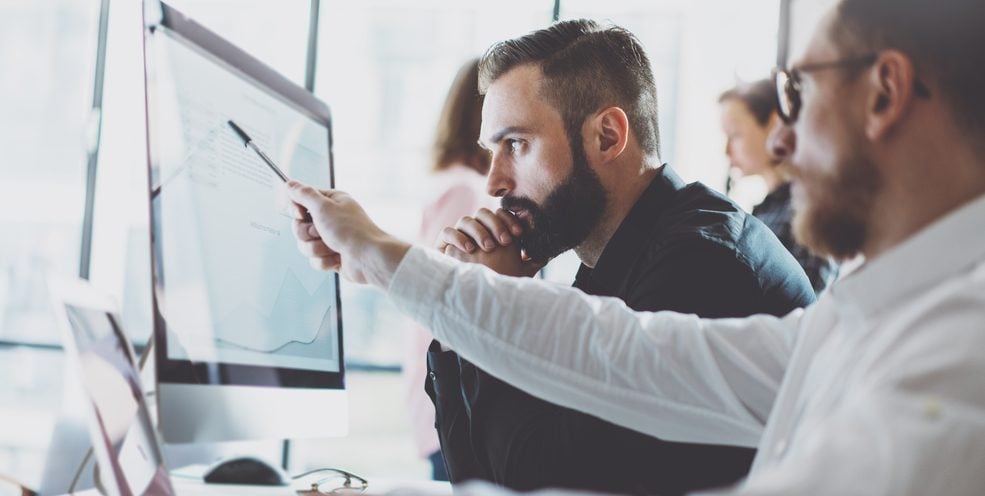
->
[227,120,250,145]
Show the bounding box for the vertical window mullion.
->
[78,0,112,280]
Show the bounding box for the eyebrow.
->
[479,126,532,150]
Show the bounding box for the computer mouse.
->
[202,456,290,486]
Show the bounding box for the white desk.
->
[66,472,452,496]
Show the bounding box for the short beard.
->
[792,149,882,261]
[501,139,607,262]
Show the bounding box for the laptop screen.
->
[62,304,174,496]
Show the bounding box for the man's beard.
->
[791,147,882,261]
[501,140,607,262]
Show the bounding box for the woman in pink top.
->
[402,58,493,481]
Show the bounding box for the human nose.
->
[485,153,515,198]
[767,123,795,161]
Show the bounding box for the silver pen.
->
[228,119,311,221]
[227,120,290,182]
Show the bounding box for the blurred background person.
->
[719,79,837,294]
[401,58,493,481]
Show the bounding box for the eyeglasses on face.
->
[772,53,932,124]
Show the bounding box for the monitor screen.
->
[146,10,343,388]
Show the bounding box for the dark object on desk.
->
[203,457,289,486]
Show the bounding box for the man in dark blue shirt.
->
[429,165,814,495]
[424,19,815,496]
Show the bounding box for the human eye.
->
[504,138,524,155]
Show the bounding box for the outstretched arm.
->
[287,181,800,447]
[388,247,799,447]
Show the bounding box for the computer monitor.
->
[142,0,347,443]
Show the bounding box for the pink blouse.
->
[402,165,496,458]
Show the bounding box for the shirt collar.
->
[830,192,985,322]
[574,164,686,296]
[761,182,792,206]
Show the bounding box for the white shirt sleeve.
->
[388,246,803,447]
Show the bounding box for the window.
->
[0,0,98,345]
[314,0,554,365]
[0,0,100,484]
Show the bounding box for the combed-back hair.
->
[479,19,661,158]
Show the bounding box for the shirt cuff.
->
[388,245,458,330]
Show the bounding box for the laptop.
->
[49,277,293,496]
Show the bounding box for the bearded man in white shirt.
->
[285,0,985,493]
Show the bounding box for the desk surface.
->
[66,474,453,496]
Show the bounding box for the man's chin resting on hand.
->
[437,208,543,278]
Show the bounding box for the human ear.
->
[592,107,629,161]
[865,50,919,141]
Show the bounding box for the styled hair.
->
[478,19,661,158]
[833,0,985,139]
[432,58,489,175]
[719,79,778,127]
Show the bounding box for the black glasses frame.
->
[773,53,877,124]
[293,468,369,496]
[773,53,931,124]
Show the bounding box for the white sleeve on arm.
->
[388,246,804,447]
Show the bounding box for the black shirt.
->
[425,165,815,495]
[752,182,838,294]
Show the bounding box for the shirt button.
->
[773,439,788,456]
[923,398,942,419]
[429,371,437,382]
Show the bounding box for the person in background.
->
[719,80,838,293]
[402,58,493,481]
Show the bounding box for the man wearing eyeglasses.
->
[286,0,985,493]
